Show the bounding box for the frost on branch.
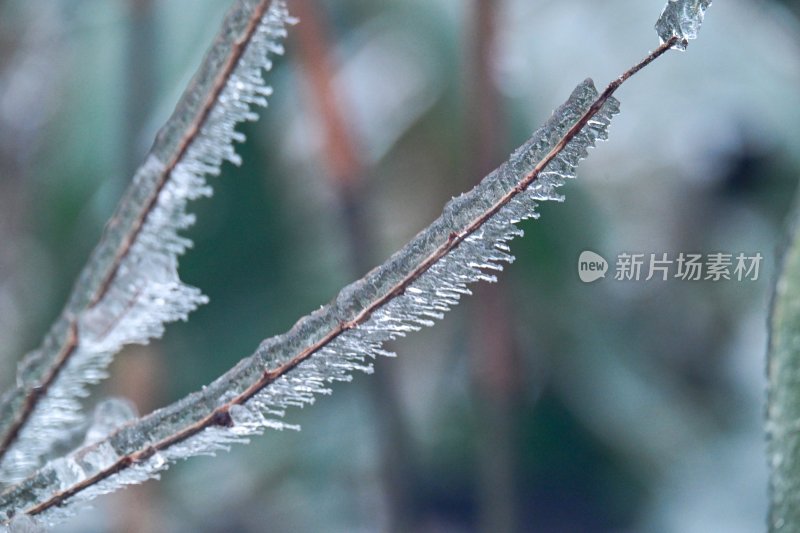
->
[0,0,291,483]
[0,79,619,529]
[655,0,712,50]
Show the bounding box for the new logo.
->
[578,251,608,283]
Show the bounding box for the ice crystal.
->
[655,0,712,50]
[0,0,291,483]
[0,79,619,528]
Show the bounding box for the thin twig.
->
[14,37,678,518]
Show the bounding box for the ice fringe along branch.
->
[0,0,293,482]
[0,0,712,528]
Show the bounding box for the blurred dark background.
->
[1,0,799,531]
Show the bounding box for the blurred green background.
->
[1,0,799,531]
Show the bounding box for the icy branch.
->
[0,35,695,526]
[0,0,291,482]
[0,0,711,527]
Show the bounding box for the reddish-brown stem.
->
[0,0,273,465]
[292,1,419,529]
[292,0,362,190]
[468,2,519,530]
[16,37,678,519]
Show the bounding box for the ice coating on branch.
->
[0,0,291,484]
[83,398,137,445]
[655,0,712,50]
[0,79,619,528]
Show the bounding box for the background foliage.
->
[1,0,799,531]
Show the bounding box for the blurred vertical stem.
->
[123,0,157,182]
[291,1,418,530]
[768,196,800,531]
[108,348,164,533]
[468,1,521,532]
[112,2,164,532]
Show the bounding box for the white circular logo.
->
[578,251,608,283]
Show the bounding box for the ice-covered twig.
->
[0,0,291,481]
[0,37,687,529]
